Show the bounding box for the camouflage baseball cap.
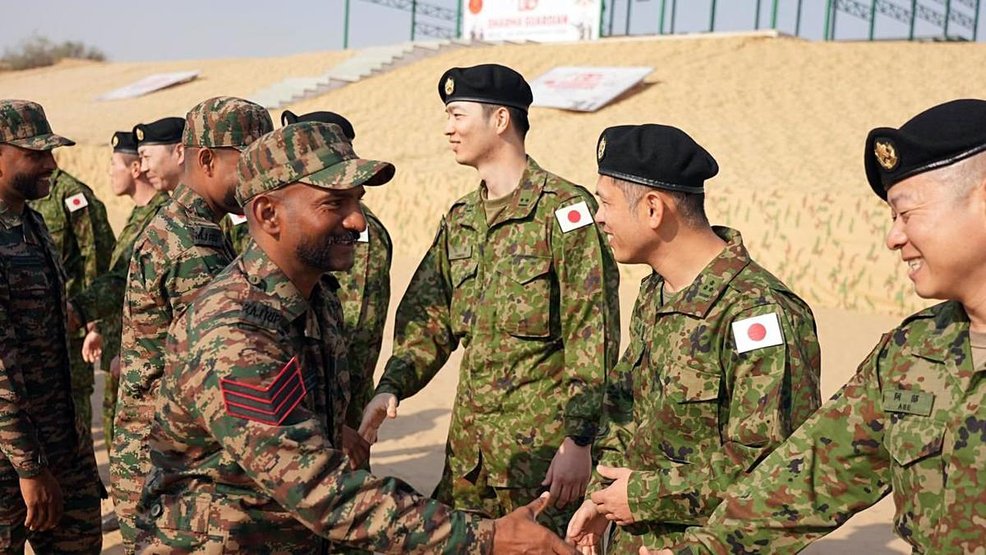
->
[0,99,75,150]
[183,96,273,150]
[236,122,395,206]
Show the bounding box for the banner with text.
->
[462,0,602,42]
[531,66,652,112]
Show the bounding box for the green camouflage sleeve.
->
[627,304,817,524]
[174,315,493,552]
[376,218,456,400]
[550,194,621,439]
[71,245,127,324]
[0,273,46,478]
[671,335,893,554]
[70,184,115,293]
[343,212,392,428]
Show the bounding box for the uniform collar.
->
[655,226,752,318]
[238,241,310,324]
[172,183,222,225]
[897,301,972,366]
[0,198,22,229]
[130,190,170,220]
[461,156,547,230]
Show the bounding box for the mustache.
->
[323,230,360,245]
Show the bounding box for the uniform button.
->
[248,275,262,286]
[150,503,163,518]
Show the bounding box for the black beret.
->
[438,64,533,113]
[596,124,718,193]
[111,131,138,154]
[281,110,355,141]
[133,117,185,147]
[865,99,986,200]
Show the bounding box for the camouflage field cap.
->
[183,96,274,150]
[0,99,75,150]
[236,122,395,206]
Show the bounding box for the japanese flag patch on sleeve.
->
[228,213,247,226]
[65,193,89,213]
[731,313,784,354]
[220,357,306,425]
[555,200,593,233]
[357,228,369,243]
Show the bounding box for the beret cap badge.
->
[444,77,455,96]
[111,135,119,148]
[874,139,899,171]
[135,128,144,142]
[597,137,607,162]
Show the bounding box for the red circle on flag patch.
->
[747,323,767,341]
[72,198,81,206]
[567,209,581,223]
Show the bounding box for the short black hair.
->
[481,104,529,140]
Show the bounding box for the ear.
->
[492,107,510,136]
[129,159,142,180]
[641,190,666,230]
[197,148,216,177]
[248,194,281,236]
[174,144,185,165]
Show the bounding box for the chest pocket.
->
[448,249,478,334]
[496,254,552,338]
[886,416,945,467]
[7,253,51,296]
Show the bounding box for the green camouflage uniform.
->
[0,201,102,553]
[29,169,115,437]
[670,300,986,554]
[71,190,170,449]
[220,212,250,253]
[376,156,620,533]
[589,227,821,552]
[136,242,491,553]
[112,95,274,549]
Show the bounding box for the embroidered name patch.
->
[448,245,472,260]
[220,357,306,425]
[191,226,226,249]
[882,389,934,416]
[242,301,282,329]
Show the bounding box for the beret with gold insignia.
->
[596,124,718,193]
[438,64,533,113]
[865,99,986,200]
[111,131,138,154]
[133,117,185,147]
[281,110,355,141]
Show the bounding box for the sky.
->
[1,0,981,62]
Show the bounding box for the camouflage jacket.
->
[672,300,986,555]
[593,227,821,551]
[0,200,82,477]
[137,242,493,553]
[377,157,620,487]
[72,191,170,370]
[335,203,392,429]
[28,169,115,304]
[220,212,250,254]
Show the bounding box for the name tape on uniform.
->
[358,228,369,243]
[65,193,89,213]
[732,313,783,353]
[228,214,247,226]
[555,200,593,233]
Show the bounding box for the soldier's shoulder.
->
[893,300,960,338]
[727,260,814,319]
[449,189,481,216]
[540,170,593,205]
[183,265,257,330]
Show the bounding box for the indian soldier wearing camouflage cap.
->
[0,99,102,552]
[134,116,185,192]
[69,131,168,467]
[137,121,577,554]
[27,159,116,458]
[564,124,821,553]
[360,63,621,535]
[645,99,986,555]
[111,96,273,549]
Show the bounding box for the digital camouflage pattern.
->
[235,121,394,205]
[29,169,116,441]
[182,96,273,150]
[111,184,235,547]
[136,242,493,553]
[0,99,74,150]
[71,190,170,445]
[588,227,821,552]
[376,157,620,530]
[670,300,986,555]
[337,204,392,430]
[0,200,101,553]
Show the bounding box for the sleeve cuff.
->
[564,417,599,440]
[626,470,661,523]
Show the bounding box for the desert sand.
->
[8,31,968,552]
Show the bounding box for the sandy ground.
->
[74,254,910,554]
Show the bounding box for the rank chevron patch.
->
[220,356,306,425]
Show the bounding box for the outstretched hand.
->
[492,493,578,554]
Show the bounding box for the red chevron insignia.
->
[220,357,306,425]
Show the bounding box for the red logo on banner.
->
[469,0,483,14]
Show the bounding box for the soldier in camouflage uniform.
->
[111,97,273,549]
[0,99,101,553]
[280,109,394,442]
[137,120,576,554]
[28,163,115,444]
[360,64,621,535]
[69,130,169,455]
[645,99,986,555]
[564,125,821,554]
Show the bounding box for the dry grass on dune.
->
[6,34,984,314]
